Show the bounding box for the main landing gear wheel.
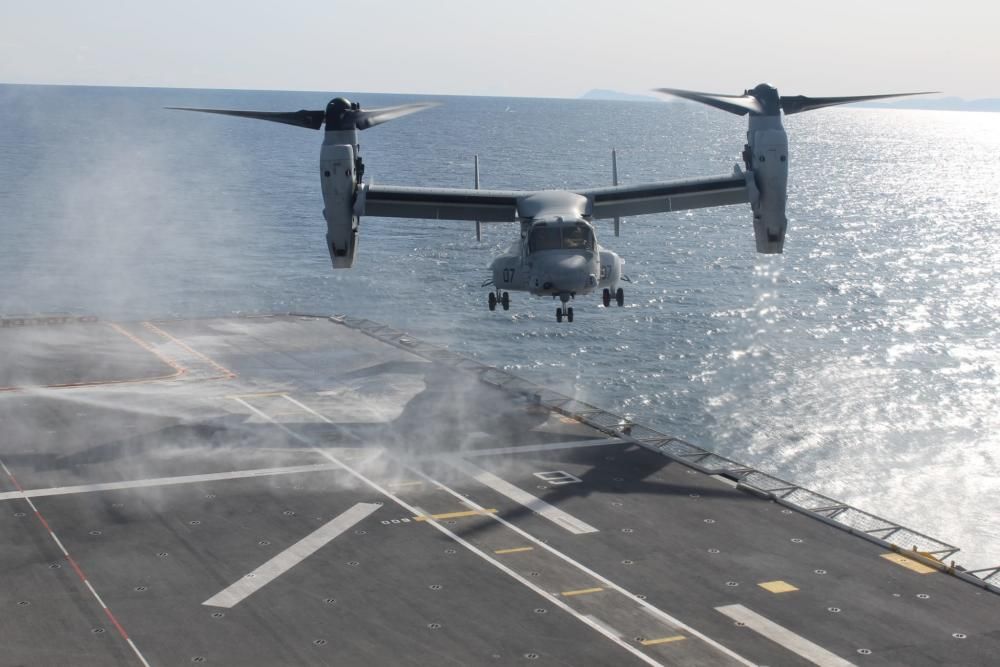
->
[615,287,625,307]
[556,293,573,323]
[501,292,510,311]
[488,292,497,311]
[602,288,611,308]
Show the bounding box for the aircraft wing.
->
[361,184,521,222]
[577,173,750,219]
[361,173,750,223]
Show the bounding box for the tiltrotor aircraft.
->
[171,85,930,322]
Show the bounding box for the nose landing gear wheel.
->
[615,287,625,307]
[488,292,497,311]
[602,288,611,308]
[501,292,510,311]
[567,307,574,322]
[556,308,563,323]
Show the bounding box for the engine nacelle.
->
[320,139,358,268]
[597,248,623,288]
[748,124,789,254]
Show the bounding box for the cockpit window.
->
[528,226,562,252]
[528,223,594,253]
[563,222,593,250]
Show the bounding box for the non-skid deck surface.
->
[1,315,997,666]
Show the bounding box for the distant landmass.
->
[579,89,1000,112]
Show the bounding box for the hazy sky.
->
[2,0,997,99]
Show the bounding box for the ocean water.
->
[1,84,998,567]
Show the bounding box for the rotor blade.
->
[353,102,439,130]
[653,88,763,115]
[780,92,939,115]
[166,107,326,130]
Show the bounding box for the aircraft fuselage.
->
[487,190,626,319]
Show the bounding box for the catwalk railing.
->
[328,313,999,595]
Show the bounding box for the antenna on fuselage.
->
[612,148,621,237]
[474,154,482,242]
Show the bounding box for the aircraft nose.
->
[557,255,587,270]
[541,255,592,291]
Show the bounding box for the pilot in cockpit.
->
[563,222,593,250]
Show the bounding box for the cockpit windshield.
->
[528,222,594,253]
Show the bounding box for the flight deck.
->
[1,314,998,666]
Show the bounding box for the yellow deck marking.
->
[494,547,534,555]
[105,322,186,378]
[881,553,937,574]
[640,636,686,646]
[758,580,799,594]
[144,321,237,378]
[561,587,604,597]
[413,509,497,522]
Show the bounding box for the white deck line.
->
[456,437,623,458]
[278,392,754,666]
[203,502,381,608]
[0,458,154,667]
[584,614,624,638]
[447,457,599,535]
[237,395,670,667]
[715,604,856,667]
[402,463,755,667]
[0,463,342,501]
